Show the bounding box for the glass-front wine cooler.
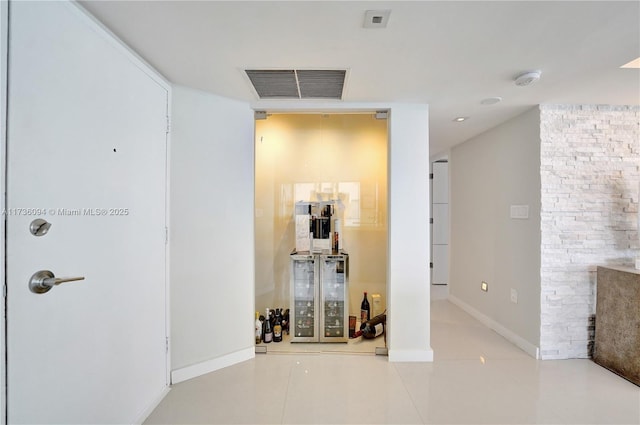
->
[320,254,348,342]
[290,253,319,342]
[290,252,349,343]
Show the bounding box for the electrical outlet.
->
[510,288,518,304]
[481,281,488,292]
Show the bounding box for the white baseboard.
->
[388,348,434,362]
[448,295,540,359]
[133,386,170,425]
[171,347,255,384]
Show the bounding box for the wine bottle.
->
[263,308,273,343]
[273,308,283,342]
[255,311,262,344]
[269,308,275,328]
[350,313,386,339]
[360,292,370,323]
[361,313,386,339]
[282,308,290,335]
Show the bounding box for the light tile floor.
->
[145,300,640,424]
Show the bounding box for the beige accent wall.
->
[450,107,541,353]
[255,113,388,318]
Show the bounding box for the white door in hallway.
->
[6,1,168,423]
[431,161,449,285]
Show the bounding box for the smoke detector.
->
[480,97,502,105]
[514,71,542,87]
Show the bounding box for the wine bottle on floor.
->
[255,311,262,344]
[361,313,386,339]
[263,308,273,343]
[282,308,290,335]
[360,292,370,323]
[268,308,275,328]
[350,313,386,339]
[273,308,283,342]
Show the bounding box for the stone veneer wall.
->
[540,104,640,359]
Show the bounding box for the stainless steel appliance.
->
[290,252,349,342]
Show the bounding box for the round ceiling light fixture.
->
[514,70,542,87]
[453,116,468,122]
[481,97,503,105]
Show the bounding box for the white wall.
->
[449,107,541,356]
[170,85,255,380]
[387,104,432,362]
[539,104,640,359]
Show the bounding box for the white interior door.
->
[432,161,449,204]
[6,2,169,423]
[431,161,449,285]
[432,203,449,245]
[432,245,449,285]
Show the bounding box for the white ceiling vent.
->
[245,69,346,100]
[363,10,391,28]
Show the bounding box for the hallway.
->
[145,301,640,424]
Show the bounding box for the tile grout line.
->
[278,356,296,424]
[391,362,428,425]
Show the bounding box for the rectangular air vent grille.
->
[245,69,346,100]
[245,70,299,98]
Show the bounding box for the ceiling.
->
[80,1,640,156]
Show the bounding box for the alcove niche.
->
[254,112,388,353]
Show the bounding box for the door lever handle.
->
[29,270,85,294]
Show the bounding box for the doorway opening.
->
[254,112,389,354]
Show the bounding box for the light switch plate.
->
[510,205,529,219]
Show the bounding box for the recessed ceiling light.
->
[481,97,502,105]
[621,57,640,69]
[453,117,468,122]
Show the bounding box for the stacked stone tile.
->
[539,104,640,359]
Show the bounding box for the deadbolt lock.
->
[30,219,51,237]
